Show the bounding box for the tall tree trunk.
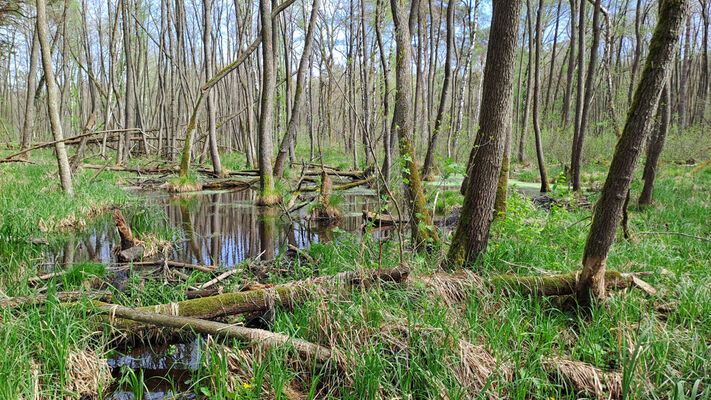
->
[677,16,691,127]
[37,0,74,195]
[274,0,319,178]
[375,0,393,183]
[517,3,534,163]
[544,0,562,113]
[390,0,439,248]
[20,27,40,156]
[448,0,523,267]
[204,0,223,176]
[639,82,670,205]
[562,0,578,128]
[421,0,455,179]
[256,0,280,205]
[571,0,602,192]
[121,0,135,163]
[577,0,689,306]
[532,0,550,193]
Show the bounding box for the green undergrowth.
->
[1,151,709,398]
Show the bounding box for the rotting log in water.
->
[113,209,145,262]
[492,270,656,296]
[301,175,374,193]
[0,290,112,309]
[201,178,257,190]
[96,303,344,369]
[113,209,139,250]
[105,267,409,325]
[362,210,409,227]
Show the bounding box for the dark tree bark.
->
[577,0,689,305]
[390,0,439,248]
[448,0,523,267]
[422,0,455,179]
[639,82,670,205]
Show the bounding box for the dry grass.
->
[543,357,622,400]
[63,347,113,399]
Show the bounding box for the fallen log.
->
[112,266,409,324]
[362,210,408,227]
[201,179,255,190]
[0,128,140,163]
[124,260,217,273]
[301,176,374,192]
[96,303,343,368]
[492,270,656,296]
[83,163,176,175]
[0,290,112,309]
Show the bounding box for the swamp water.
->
[44,188,381,399]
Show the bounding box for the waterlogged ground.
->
[47,188,380,269]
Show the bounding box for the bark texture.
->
[577,0,689,305]
[447,0,523,267]
[37,0,74,195]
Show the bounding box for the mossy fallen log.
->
[491,270,652,296]
[0,290,112,309]
[96,303,343,369]
[103,266,409,327]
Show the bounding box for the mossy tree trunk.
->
[448,0,524,267]
[256,0,280,206]
[390,0,439,248]
[37,0,74,196]
[577,0,689,306]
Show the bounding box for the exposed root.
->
[543,357,622,400]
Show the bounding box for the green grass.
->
[1,145,709,398]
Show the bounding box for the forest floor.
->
[0,148,710,399]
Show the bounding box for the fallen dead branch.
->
[125,260,218,273]
[362,210,408,227]
[301,175,374,192]
[636,231,711,242]
[0,290,112,308]
[109,266,409,324]
[97,303,344,369]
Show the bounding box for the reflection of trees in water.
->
[258,207,278,260]
[47,190,384,269]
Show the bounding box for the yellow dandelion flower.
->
[243,382,253,389]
